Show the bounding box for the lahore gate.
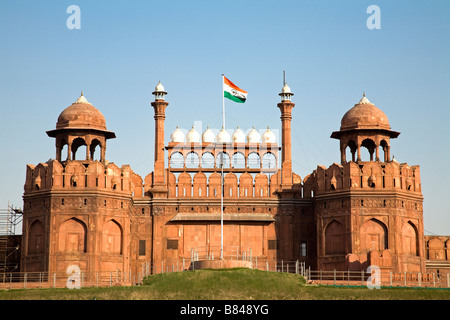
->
[19,81,450,276]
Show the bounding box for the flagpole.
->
[220,74,224,260]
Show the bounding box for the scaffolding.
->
[0,203,22,272]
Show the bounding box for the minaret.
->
[278,81,295,188]
[151,81,169,193]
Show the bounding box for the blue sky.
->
[0,0,449,234]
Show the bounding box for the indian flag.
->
[223,76,247,103]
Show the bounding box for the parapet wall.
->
[314,161,421,194]
[24,159,143,197]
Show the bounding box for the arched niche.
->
[325,220,345,255]
[239,172,253,197]
[28,220,45,255]
[360,218,388,252]
[102,220,122,254]
[224,172,238,198]
[193,172,207,197]
[58,218,87,253]
[428,238,445,260]
[208,172,222,198]
[402,221,419,256]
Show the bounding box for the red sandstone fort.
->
[16,81,449,276]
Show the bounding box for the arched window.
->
[345,140,357,162]
[216,152,230,168]
[262,152,276,169]
[247,152,261,169]
[231,152,245,169]
[186,152,200,168]
[71,137,87,161]
[58,138,68,161]
[361,138,376,161]
[170,152,184,168]
[201,152,215,168]
[90,139,102,161]
[380,140,389,162]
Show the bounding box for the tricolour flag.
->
[223,76,248,103]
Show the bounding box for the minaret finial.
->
[363,91,365,97]
[81,90,83,96]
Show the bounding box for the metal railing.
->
[1,259,449,290]
[307,269,450,288]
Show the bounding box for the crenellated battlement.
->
[24,159,143,197]
[313,160,421,194]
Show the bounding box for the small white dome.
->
[74,91,91,105]
[202,126,215,143]
[155,81,165,92]
[216,127,231,143]
[186,126,200,143]
[261,126,276,143]
[356,92,372,105]
[281,83,291,94]
[232,126,245,143]
[247,126,261,144]
[170,126,185,143]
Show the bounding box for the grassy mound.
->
[142,268,306,300]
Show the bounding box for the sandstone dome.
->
[56,93,107,131]
[340,94,390,131]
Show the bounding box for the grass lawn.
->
[0,268,448,300]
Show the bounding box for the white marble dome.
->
[202,126,215,143]
[247,127,261,144]
[155,81,165,92]
[186,126,200,143]
[170,126,185,143]
[232,126,245,143]
[261,126,276,143]
[216,127,231,143]
[281,83,291,94]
